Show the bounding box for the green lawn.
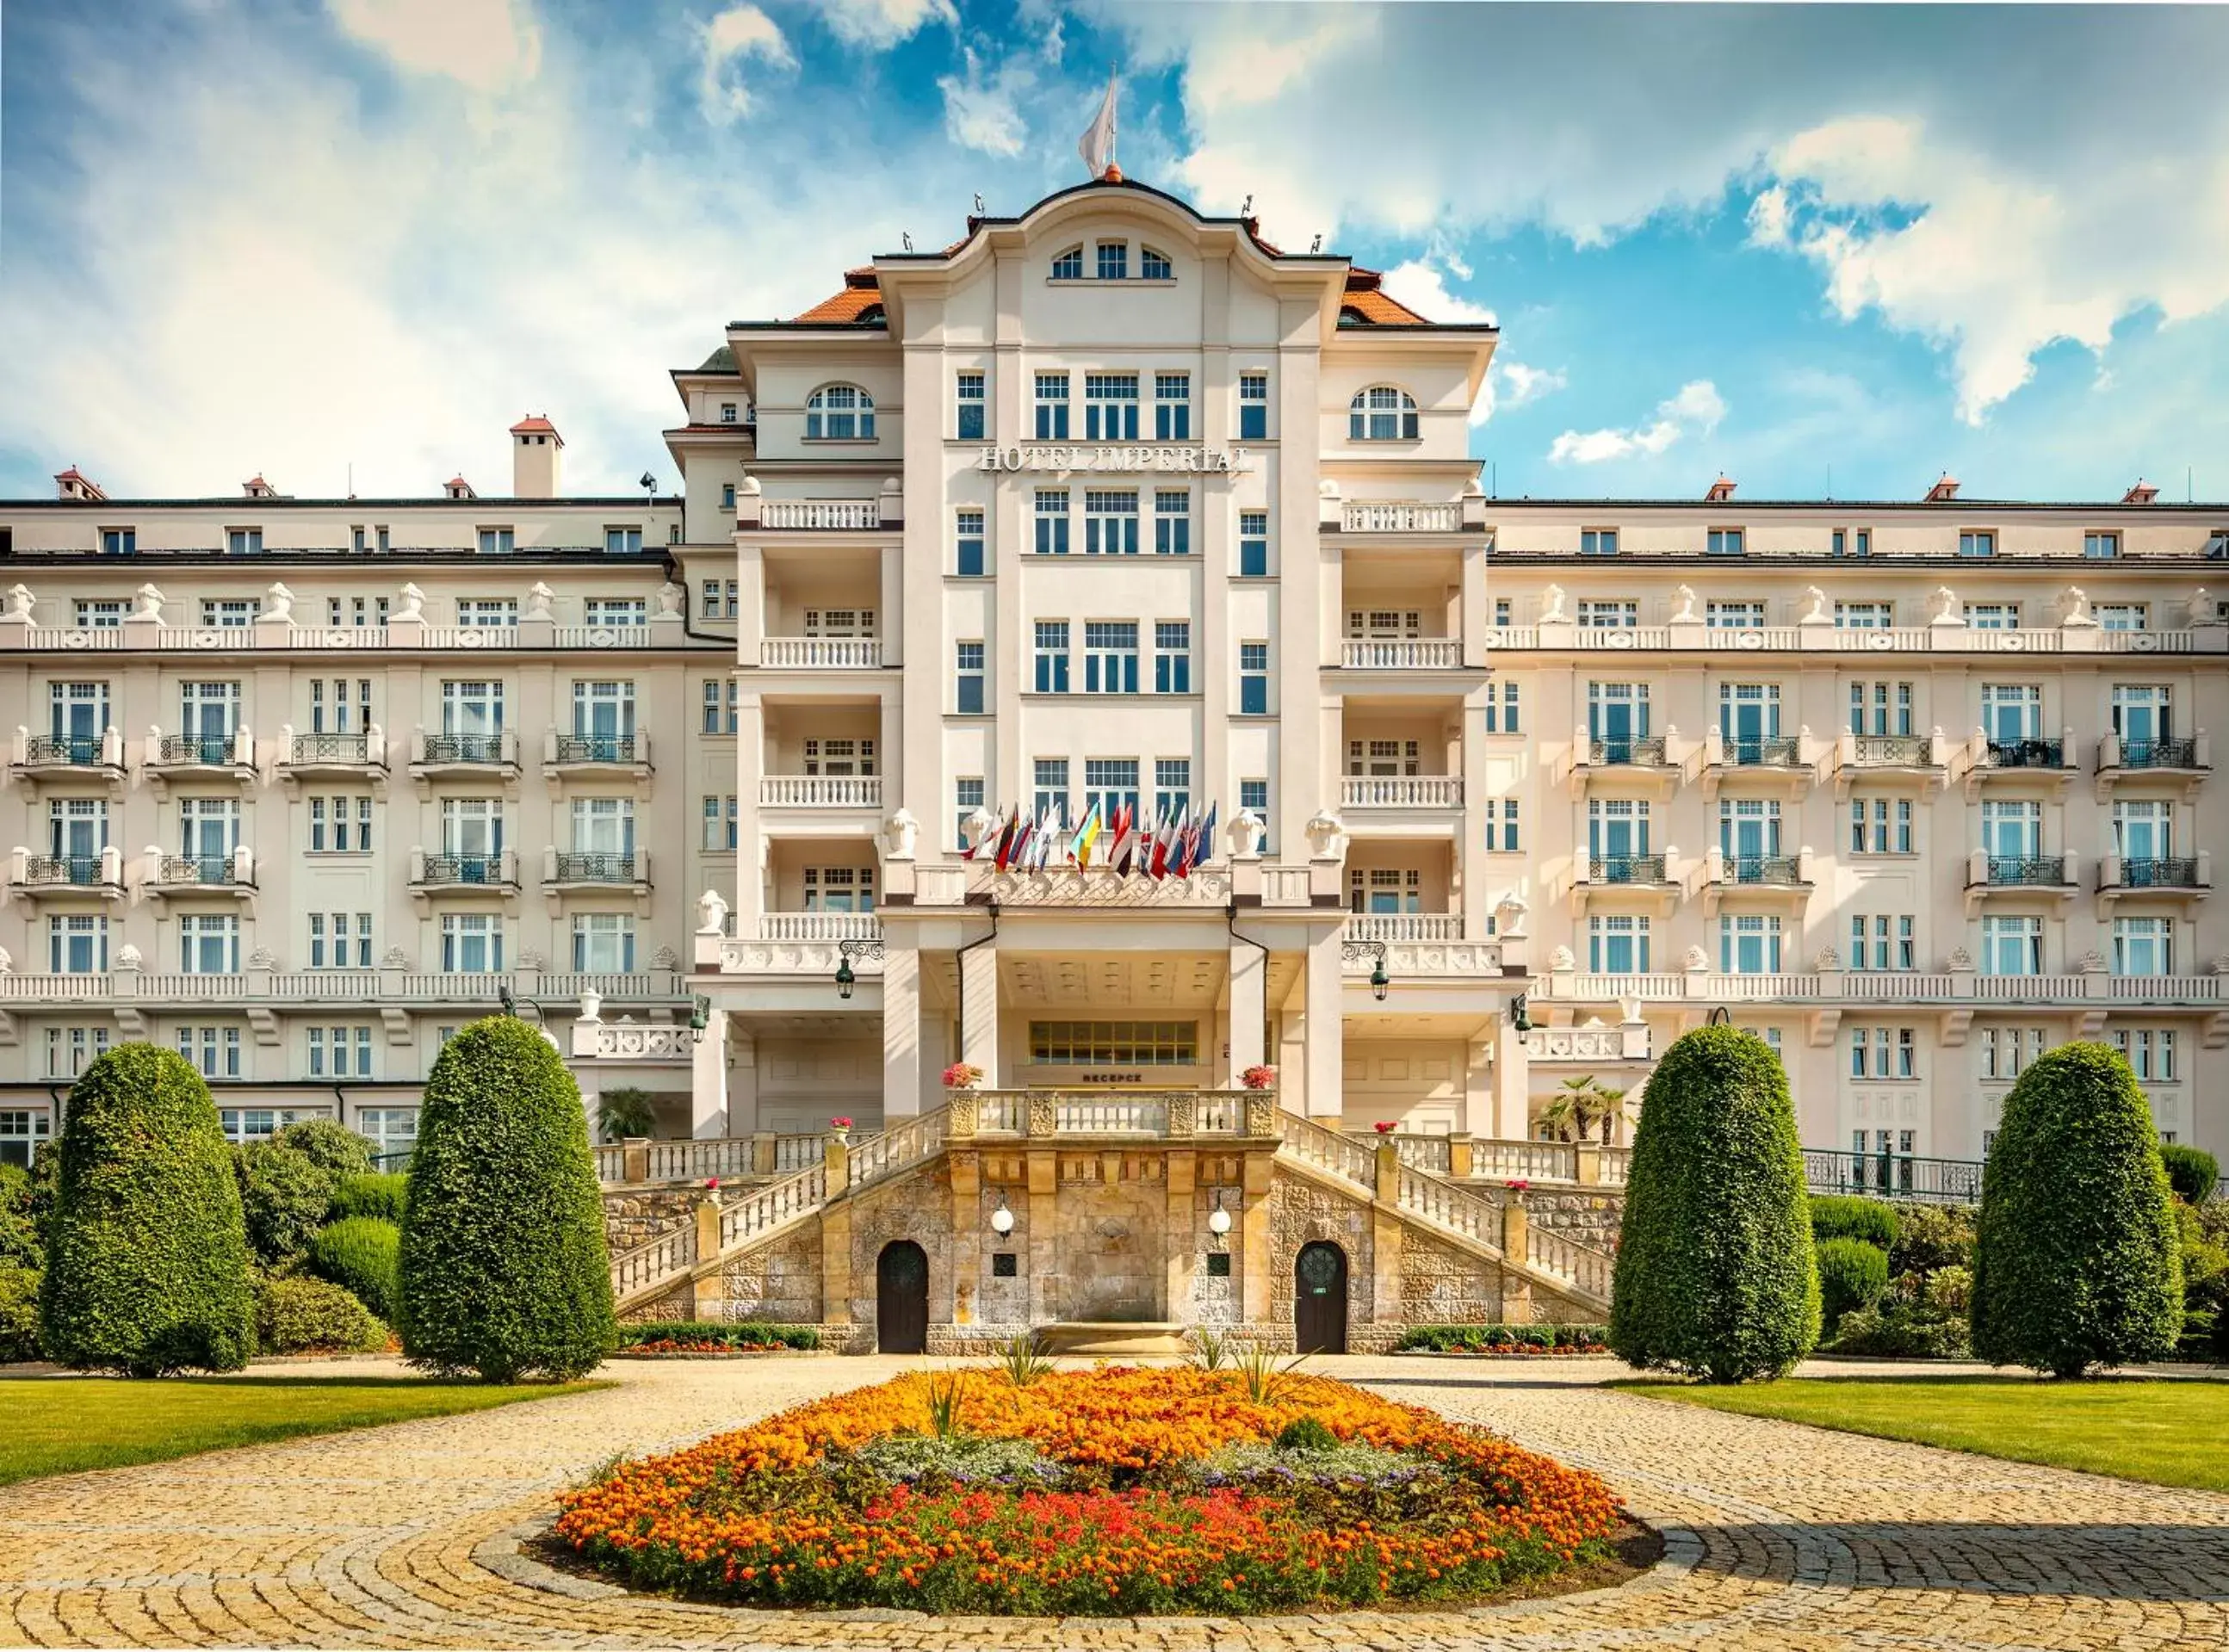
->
[0,1373,600,1487]
[1623,1375,2229,1493]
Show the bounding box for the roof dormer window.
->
[1096,241,1128,281]
[1348,387,1418,442]
[805,384,875,441]
[1140,246,1172,280]
[1051,246,1084,281]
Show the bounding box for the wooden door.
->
[876,1240,929,1354]
[1293,1241,1347,1355]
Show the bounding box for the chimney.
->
[243,473,279,499]
[445,474,477,501]
[1704,475,1736,504]
[2122,479,2159,505]
[510,415,563,498]
[53,466,107,503]
[1924,473,1960,504]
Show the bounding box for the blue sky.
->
[5,1,2229,504]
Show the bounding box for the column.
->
[728,1027,759,1136]
[960,936,999,1086]
[1463,1035,1494,1135]
[1491,1015,1529,1141]
[690,1006,730,1138]
[1026,1149,1058,1327]
[949,1150,981,1330]
[1277,1011,1307,1116]
[882,937,922,1120]
[1303,925,1343,1120]
[1458,539,1490,671]
[1239,1148,1275,1332]
[1164,1149,1197,1322]
[1227,933,1266,1085]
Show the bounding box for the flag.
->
[1033,808,1056,870]
[1170,814,1199,880]
[1194,801,1217,869]
[991,807,1018,870]
[1151,807,1184,879]
[962,806,990,860]
[1072,799,1105,869]
[1078,71,1118,179]
[1107,801,1133,874]
[1011,808,1035,870]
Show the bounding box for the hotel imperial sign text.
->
[975,444,1256,474]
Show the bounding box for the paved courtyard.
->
[1,1354,2226,1649]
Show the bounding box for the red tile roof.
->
[509,415,563,441]
[793,269,886,324]
[1340,267,1427,325]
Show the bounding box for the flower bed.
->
[555,1367,1622,1615]
[1396,1324,1610,1355]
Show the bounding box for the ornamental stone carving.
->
[1669,584,1698,623]
[1229,808,1266,859]
[1547,944,1576,972]
[263,583,295,623]
[1539,583,1570,623]
[656,581,684,616]
[1799,585,1829,624]
[0,945,13,974]
[651,945,679,970]
[1243,1093,1278,1138]
[1682,944,1710,971]
[3,585,30,622]
[1303,810,1345,859]
[135,583,164,620]
[2059,585,2095,625]
[517,949,545,971]
[1813,946,1842,970]
[1947,946,1974,971]
[2192,588,2218,627]
[381,945,410,968]
[2077,948,2107,973]
[394,583,424,621]
[1026,1092,1059,1137]
[116,944,143,968]
[944,1092,979,1138]
[697,889,729,934]
[247,947,276,970]
[1928,585,1960,624]
[884,807,919,861]
[1166,1093,1198,1136]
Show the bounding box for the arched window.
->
[1050,246,1084,281]
[1140,246,1173,280]
[1349,387,1419,442]
[805,385,875,441]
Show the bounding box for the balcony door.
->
[572,797,634,856]
[443,799,504,859]
[1981,684,2041,743]
[442,681,504,737]
[1719,800,1780,861]
[1980,801,2040,861]
[2111,685,2170,744]
[180,682,238,743]
[2114,801,2170,862]
[180,798,239,869]
[1588,684,1649,746]
[1589,801,1650,861]
[1718,684,1780,753]
[50,682,108,746]
[49,800,108,863]
[573,681,635,740]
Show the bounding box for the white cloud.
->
[325,0,541,92]
[1549,380,1724,465]
[698,3,796,124]
[1379,259,1496,326]
[815,0,957,52]
[1498,361,1567,409]
[1745,183,1791,248]
[938,48,1030,158]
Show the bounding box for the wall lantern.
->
[1207,1191,1235,1248]
[1509,991,1532,1033]
[990,1197,1015,1237]
[1340,938,1390,1002]
[1707,1005,1731,1026]
[834,937,884,1000]
[688,994,711,1043]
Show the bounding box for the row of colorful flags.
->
[967,800,1219,879]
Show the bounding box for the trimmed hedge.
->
[399,1017,616,1381]
[331,1172,408,1223]
[2161,1145,2220,1207]
[1829,1300,1972,1358]
[38,1044,255,1377]
[1394,1323,1607,1352]
[1810,1195,1898,1251]
[271,1119,375,1180]
[256,1275,388,1354]
[620,1320,821,1351]
[1972,1042,2183,1377]
[1816,1238,1890,1334]
[236,1141,335,1265]
[0,1162,40,1270]
[1889,1203,1976,1278]
[308,1216,400,1324]
[0,1265,40,1362]
[1611,1024,1820,1383]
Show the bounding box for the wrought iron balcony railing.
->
[416,854,511,886]
[2110,857,2201,889]
[1803,1149,1983,1205]
[22,855,109,887]
[552,734,638,764]
[289,732,372,764]
[24,735,107,766]
[2114,737,2199,770]
[1851,734,1932,765]
[1723,736,1802,766]
[550,851,638,883]
[1588,736,1666,766]
[156,733,237,765]
[1726,853,1803,884]
[1589,854,1667,884]
[1984,854,2067,887]
[158,855,246,887]
[1984,737,2065,769]
[420,733,509,764]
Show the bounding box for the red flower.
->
[1373,1121,1398,1135]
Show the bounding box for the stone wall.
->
[720,1229,822,1324]
[1266,1168,1376,1328]
[602,1187,700,1255]
[1398,1226,1505,1326]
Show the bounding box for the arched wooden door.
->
[1293,1241,1348,1355]
[876,1240,929,1354]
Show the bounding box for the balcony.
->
[0,962,689,1012]
[1532,965,2226,1011]
[8,847,125,906]
[1339,776,1464,812]
[1340,638,1465,671]
[11,729,127,789]
[1340,915,1501,981]
[143,728,256,795]
[2097,853,2211,905]
[2096,733,2211,800]
[756,499,887,530]
[1964,849,2079,913]
[541,848,653,913]
[709,912,885,979]
[760,637,884,669]
[143,848,257,909]
[542,729,653,790]
[408,848,520,902]
[1570,851,1680,916]
[759,775,883,810]
[278,729,388,792]
[1337,500,1465,534]
[407,729,520,795]
[1568,729,1679,796]
[1832,731,1949,799]
[1701,846,1811,913]
[1701,729,1811,798]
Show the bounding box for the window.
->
[2113,917,2172,978]
[1848,680,1914,736]
[1083,621,1139,693]
[1033,758,1070,828]
[73,599,127,628]
[573,913,635,973]
[955,641,985,714]
[1034,488,1070,555]
[307,913,373,969]
[3,1109,50,1169]
[1095,241,1128,281]
[1495,597,1511,628]
[2084,531,2121,560]
[1492,798,1520,852]
[219,1106,323,1143]
[179,680,239,745]
[177,1025,242,1080]
[1033,621,1070,692]
[325,596,388,628]
[803,607,875,638]
[1836,602,1894,629]
[1349,609,1421,640]
[226,528,263,556]
[1848,1027,1918,1080]
[440,797,504,859]
[1484,679,1520,733]
[1707,601,1766,629]
[603,526,643,556]
[456,598,516,628]
[804,384,874,440]
[703,680,724,734]
[476,527,515,555]
[1959,529,1997,559]
[956,509,986,576]
[720,401,738,424]
[1154,622,1191,693]
[702,795,739,851]
[1981,683,2042,743]
[44,1025,109,1080]
[1718,681,1783,746]
[1718,796,1783,861]
[802,867,875,913]
[1238,510,1268,576]
[1981,1026,2048,1080]
[1239,641,1269,715]
[584,598,646,628]
[1577,599,1638,628]
[440,913,505,974]
[2112,799,2171,863]
[1588,914,1651,974]
[1240,778,1270,851]
[956,371,986,440]
[1153,374,1191,440]
[1028,1021,1195,1065]
[1153,489,1190,554]
[357,1108,418,1158]
[307,1025,374,1080]
[1154,758,1191,822]
[1084,374,1139,440]
[1580,529,1619,557]
[1083,758,1140,825]
[1848,797,1914,855]
[721,481,735,510]
[1084,489,1139,554]
[1050,246,1083,281]
[1706,528,1744,557]
[2112,1028,2178,1082]
[1980,915,2042,976]
[100,527,135,557]
[1349,387,1419,442]
[1718,913,1783,974]
[800,739,874,778]
[1351,868,1421,914]
[47,797,108,864]
[48,684,110,756]
[307,678,372,733]
[1588,798,1651,863]
[48,914,108,974]
[180,914,239,974]
[307,795,373,853]
[1239,373,1268,440]
[200,598,258,628]
[572,797,636,856]
[1140,246,1172,280]
[1979,799,2040,861]
[955,777,984,851]
[1350,739,1420,777]
[1034,373,1069,439]
[702,580,721,618]
[2097,603,2148,633]
[2111,684,2171,744]
[1848,914,1916,972]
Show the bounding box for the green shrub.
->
[255,1275,387,1354]
[236,1142,335,1265]
[1815,1238,1891,1333]
[595,1087,659,1144]
[0,1163,40,1270]
[1925,1265,1974,1316]
[2160,1144,2220,1207]
[619,1320,820,1351]
[1610,1024,1819,1383]
[1888,1203,1977,1278]
[1809,1195,1898,1250]
[1830,1301,1972,1358]
[1273,1414,1340,1453]
[0,1265,40,1362]
[1393,1323,1608,1352]
[271,1118,375,1180]
[399,1017,616,1381]
[1972,1042,2183,1377]
[308,1216,400,1323]
[38,1044,254,1377]
[331,1172,408,1224]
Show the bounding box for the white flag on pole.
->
[1079,71,1118,178]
